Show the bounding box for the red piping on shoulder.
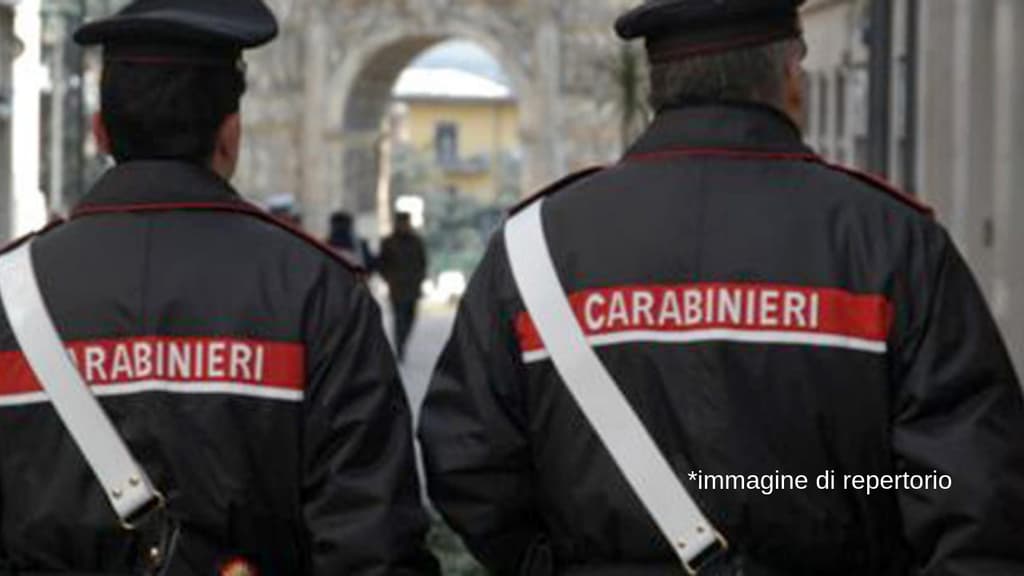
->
[73,202,255,216]
[71,202,365,272]
[814,159,935,216]
[509,165,606,215]
[0,218,66,255]
[624,147,934,216]
[626,147,820,163]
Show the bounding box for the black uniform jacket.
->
[0,162,437,575]
[418,104,1024,576]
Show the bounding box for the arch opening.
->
[335,36,526,291]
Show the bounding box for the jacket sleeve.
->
[302,268,438,576]
[414,238,428,285]
[892,228,1024,575]
[378,239,395,284]
[418,237,549,576]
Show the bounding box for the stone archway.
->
[326,24,536,239]
[241,0,632,237]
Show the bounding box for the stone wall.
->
[803,0,1024,374]
[237,0,636,237]
[0,4,15,240]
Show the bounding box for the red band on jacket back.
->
[0,337,305,403]
[515,283,892,361]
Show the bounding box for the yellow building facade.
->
[392,68,520,204]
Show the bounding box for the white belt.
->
[505,201,728,575]
[0,241,163,528]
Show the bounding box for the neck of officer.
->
[782,69,805,133]
[209,112,241,181]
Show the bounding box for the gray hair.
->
[648,39,801,111]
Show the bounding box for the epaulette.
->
[816,160,935,217]
[509,166,606,216]
[0,219,65,257]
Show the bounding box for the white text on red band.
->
[515,283,892,360]
[583,286,821,332]
[67,340,266,384]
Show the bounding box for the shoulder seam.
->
[509,166,606,216]
[248,210,366,274]
[814,160,935,216]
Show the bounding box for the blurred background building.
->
[387,43,522,283]
[802,0,1024,372]
[391,64,519,205]
[0,0,18,241]
[232,0,633,239]
[4,0,1023,371]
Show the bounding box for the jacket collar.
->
[75,160,247,212]
[625,102,815,159]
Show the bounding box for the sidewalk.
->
[378,301,486,575]
[376,294,456,419]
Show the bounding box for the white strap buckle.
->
[682,530,729,575]
[121,489,167,531]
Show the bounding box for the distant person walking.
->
[380,212,428,361]
[329,210,374,270]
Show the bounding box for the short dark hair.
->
[101,61,246,164]
[648,39,797,111]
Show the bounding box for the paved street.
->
[379,299,458,426]
[400,306,458,426]
[380,301,488,576]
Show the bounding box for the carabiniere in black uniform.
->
[418,1,1024,575]
[0,1,436,574]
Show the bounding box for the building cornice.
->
[395,96,517,106]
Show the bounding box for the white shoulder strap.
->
[0,241,162,528]
[504,201,728,575]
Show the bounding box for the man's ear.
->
[783,48,807,132]
[212,113,242,179]
[92,112,112,155]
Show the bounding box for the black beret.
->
[74,0,278,61]
[616,0,805,62]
